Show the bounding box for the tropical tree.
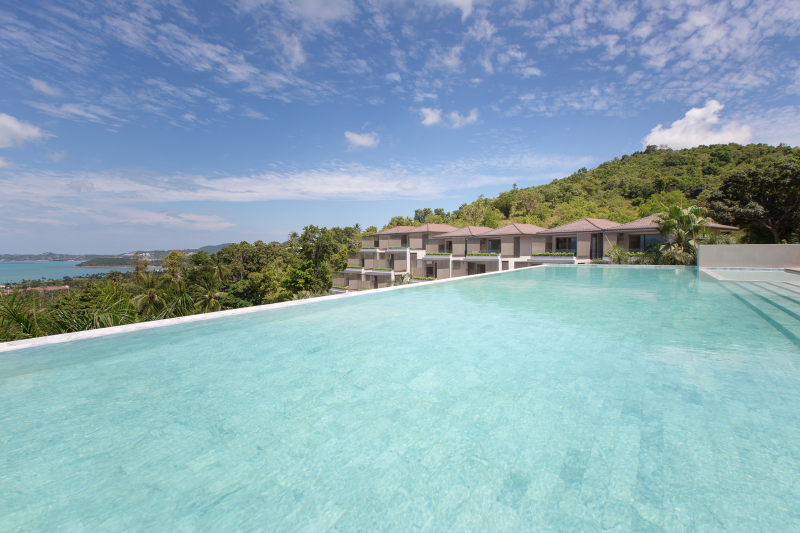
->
[708,160,800,243]
[161,249,187,281]
[291,289,329,300]
[606,245,629,264]
[50,282,137,332]
[209,253,231,284]
[132,252,149,273]
[131,272,165,317]
[655,205,710,265]
[0,290,46,340]
[157,280,196,319]
[194,276,227,313]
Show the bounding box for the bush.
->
[531,252,575,256]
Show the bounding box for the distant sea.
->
[0,261,138,284]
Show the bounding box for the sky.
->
[1,0,799,254]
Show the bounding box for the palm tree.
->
[50,282,137,332]
[606,245,629,265]
[655,205,710,265]
[157,279,196,319]
[131,272,165,317]
[195,276,227,313]
[291,289,328,300]
[0,289,46,340]
[209,253,230,284]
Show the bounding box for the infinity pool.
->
[2,266,800,531]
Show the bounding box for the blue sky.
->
[1,0,799,253]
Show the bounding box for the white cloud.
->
[48,151,67,162]
[414,91,438,102]
[420,107,443,126]
[241,107,269,120]
[448,108,479,128]
[420,107,478,128]
[426,45,463,71]
[277,32,306,69]
[467,18,496,41]
[208,97,232,112]
[385,72,401,83]
[643,100,753,149]
[516,65,543,78]
[740,105,800,147]
[0,113,47,148]
[0,153,593,209]
[182,113,197,121]
[344,131,380,149]
[28,78,62,97]
[0,156,14,169]
[30,103,118,123]
[427,0,474,20]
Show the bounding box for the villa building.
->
[332,215,739,292]
[421,226,493,278]
[604,214,739,253]
[333,224,458,292]
[537,218,621,261]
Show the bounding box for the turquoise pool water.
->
[2,266,800,531]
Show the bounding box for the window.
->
[556,237,576,251]
[644,234,663,248]
[628,235,642,251]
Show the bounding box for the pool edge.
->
[0,265,544,353]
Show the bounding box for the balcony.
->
[365,259,397,274]
[527,252,577,264]
[467,250,501,256]
[386,245,409,254]
[425,249,452,257]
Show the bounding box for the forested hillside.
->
[387,143,800,243]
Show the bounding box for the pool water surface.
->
[2,266,800,531]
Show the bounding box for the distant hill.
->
[76,257,133,267]
[0,253,113,262]
[197,243,232,254]
[1,244,234,262]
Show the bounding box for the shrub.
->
[531,252,575,256]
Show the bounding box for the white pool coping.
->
[0,265,544,353]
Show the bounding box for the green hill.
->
[76,257,133,267]
[393,143,799,241]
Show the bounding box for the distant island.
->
[76,258,134,267]
[0,244,232,263]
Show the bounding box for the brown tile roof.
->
[539,218,621,234]
[428,226,493,238]
[369,225,418,236]
[605,214,738,232]
[406,223,458,234]
[481,223,547,236]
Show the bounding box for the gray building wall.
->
[697,244,800,268]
